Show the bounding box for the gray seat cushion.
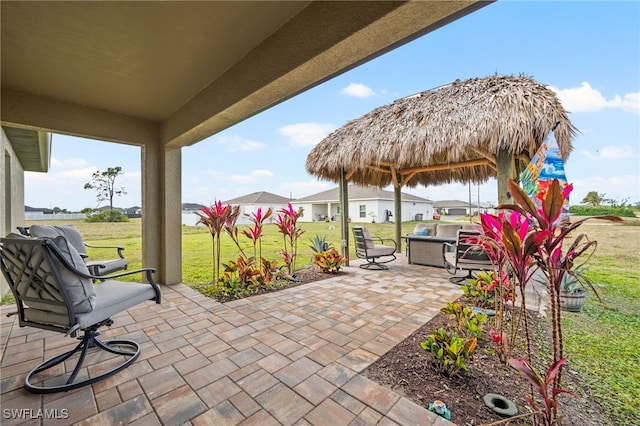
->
[368,246,396,257]
[75,280,157,329]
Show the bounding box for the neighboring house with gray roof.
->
[222,191,293,224]
[181,203,206,225]
[291,185,434,223]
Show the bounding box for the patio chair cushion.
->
[16,229,96,314]
[29,225,88,256]
[360,227,375,249]
[435,224,462,238]
[49,235,96,313]
[5,233,95,316]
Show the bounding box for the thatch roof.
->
[306,74,578,188]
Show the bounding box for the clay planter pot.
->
[559,291,586,312]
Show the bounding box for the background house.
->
[434,200,495,216]
[222,191,293,225]
[291,185,434,223]
[181,203,206,226]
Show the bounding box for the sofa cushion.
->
[435,224,462,238]
[413,223,437,236]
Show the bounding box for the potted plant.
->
[558,264,589,312]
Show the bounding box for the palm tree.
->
[581,191,606,206]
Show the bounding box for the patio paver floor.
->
[1,258,462,425]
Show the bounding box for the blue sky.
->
[25,1,639,211]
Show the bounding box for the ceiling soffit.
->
[1,1,491,148]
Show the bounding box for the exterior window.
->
[359,205,366,218]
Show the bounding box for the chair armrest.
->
[84,243,126,259]
[378,238,397,249]
[442,242,455,256]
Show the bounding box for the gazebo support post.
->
[496,149,515,205]
[394,184,402,252]
[339,169,350,266]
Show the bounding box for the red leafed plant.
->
[196,201,240,284]
[480,178,622,424]
[275,203,304,275]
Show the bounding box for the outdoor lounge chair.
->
[352,226,397,270]
[0,233,161,394]
[19,225,128,276]
[442,229,492,284]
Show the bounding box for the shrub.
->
[420,328,477,376]
[313,248,346,273]
[569,205,635,217]
[85,210,129,222]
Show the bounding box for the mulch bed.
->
[215,268,612,425]
[362,302,613,425]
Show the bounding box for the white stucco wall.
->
[1,128,27,295]
[292,199,434,223]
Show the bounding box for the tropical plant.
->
[580,190,607,207]
[440,302,487,339]
[483,178,622,424]
[308,235,330,253]
[243,207,272,273]
[195,201,241,284]
[420,328,477,376]
[313,247,346,273]
[508,357,578,426]
[275,203,304,274]
[462,270,498,308]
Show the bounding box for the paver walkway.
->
[1,258,462,425]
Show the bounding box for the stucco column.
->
[142,142,182,285]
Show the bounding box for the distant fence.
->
[25,213,88,220]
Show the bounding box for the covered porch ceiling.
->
[1,1,491,149]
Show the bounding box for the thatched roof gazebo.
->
[306,74,578,257]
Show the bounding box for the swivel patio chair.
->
[442,229,492,284]
[0,233,161,394]
[19,225,128,276]
[352,226,397,270]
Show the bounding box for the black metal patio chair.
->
[352,226,397,270]
[442,229,492,284]
[0,233,161,394]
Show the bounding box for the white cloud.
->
[581,145,634,160]
[549,82,640,115]
[214,134,266,152]
[279,122,336,147]
[340,83,375,98]
[230,169,274,184]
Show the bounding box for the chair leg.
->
[25,326,140,394]
[448,269,476,285]
[359,260,389,270]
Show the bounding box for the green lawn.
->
[16,216,640,424]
